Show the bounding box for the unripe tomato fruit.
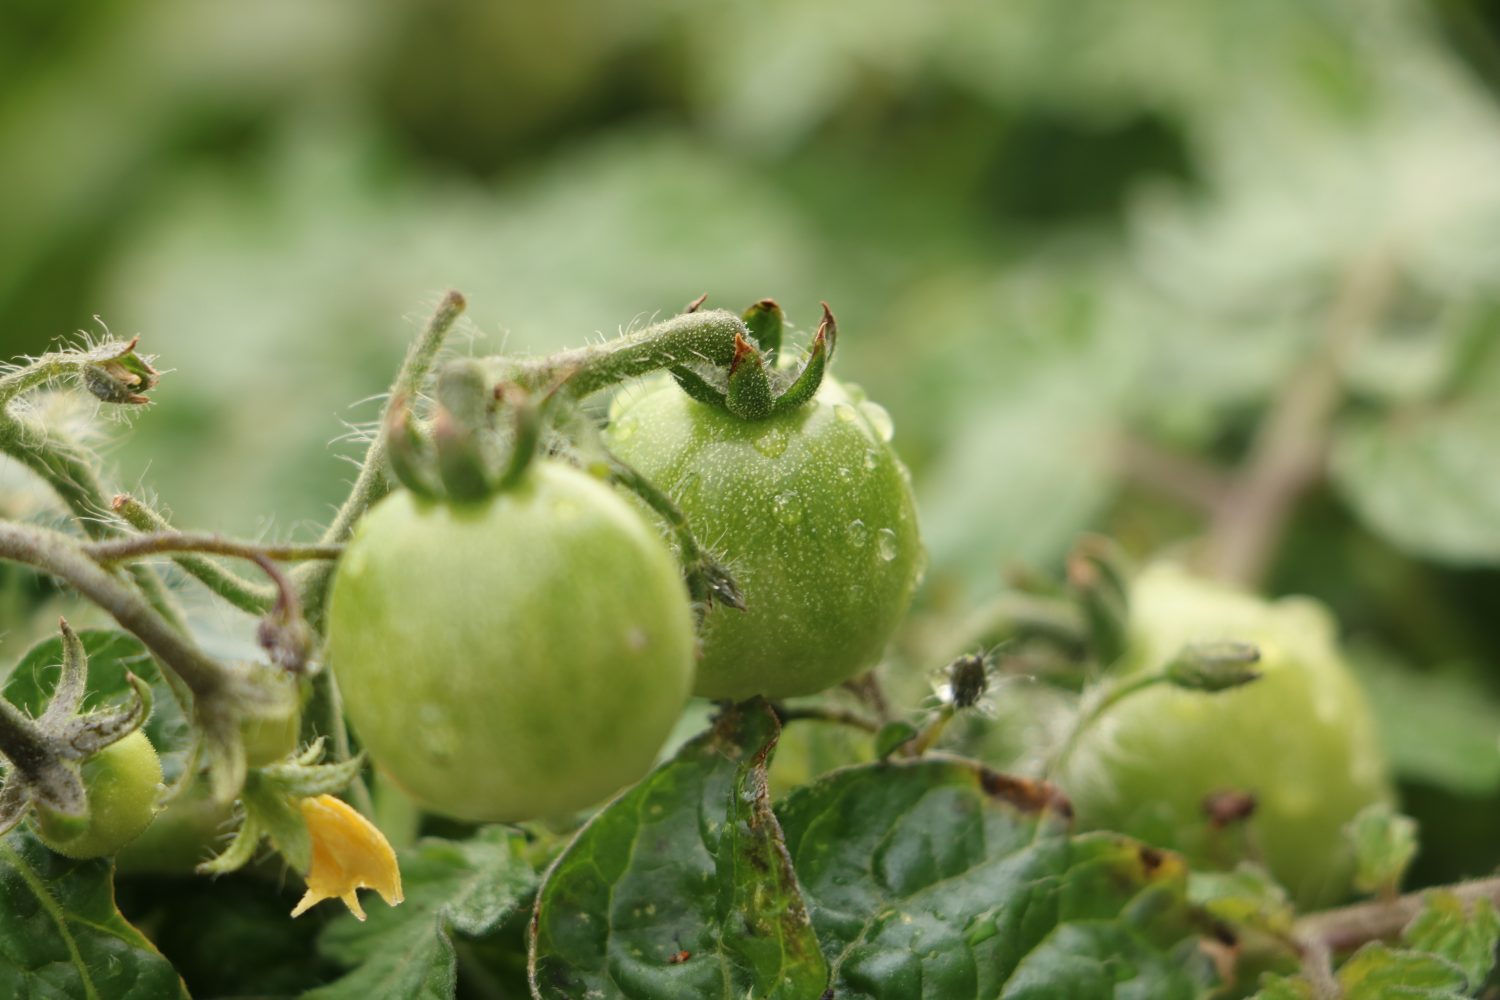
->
[327,461,695,823]
[34,730,163,859]
[1056,564,1392,908]
[606,376,922,701]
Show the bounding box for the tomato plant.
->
[33,730,163,860]
[1055,564,1393,908]
[0,295,1491,1000]
[607,375,922,701]
[327,460,696,823]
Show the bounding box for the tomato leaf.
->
[3,629,192,784]
[1331,394,1500,566]
[774,757,1216,999]
[1330,943,1469,998]
[1401,891,1500,991]
[308,826,537,1000]
[530,699,829,999]
[0,826,188,998]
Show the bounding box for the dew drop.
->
[860,401,895,442]
[753,427,790,458]
[774,492,803,525]
[862,450,878,472]
[837,466,853,482]
[845,519,869,548]
[877,528,899,562]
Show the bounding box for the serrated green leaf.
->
[530,700,828,999]
[0,826,188,998]
[1402,892,1500,991]
[309,913,456,1000]
[775,758,1214,998]
[1189,864,1296,939]
[3,629,192,784]
[311,827,536,999]
[1250,975,1315,1000]
[1348,803,1418,896]
[1335,942,1469,998]
[1331,395,1500,566]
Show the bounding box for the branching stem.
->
[86,533,341,566]
[1293,875,1500,956]
[0,521,230,702]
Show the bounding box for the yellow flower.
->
[290,794,404,921]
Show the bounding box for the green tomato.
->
[606,376,923,700]
[327,460,696,823]
[115,778,234,875]
[34,730,164,859]
[241,701,302,769]
[1056,564,1393,908]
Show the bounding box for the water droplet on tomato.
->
[846,519,869,547]
[877,528,898,562]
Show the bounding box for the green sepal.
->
[1067,534,1133,667]
[724,334,774,420]
[742,299,785,360]
[670,365,729,411]
[242,772,312,874]
[383,397,442,500]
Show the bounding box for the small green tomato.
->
[34,730,163,860]
[1056,564,1393,908]
[606,376,923,701]
[327,461,696,823]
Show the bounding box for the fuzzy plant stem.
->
[294,290,467,630]
[86,532,341,565]
[110,494,277,615]
[0,521,232,703]
[1294,876,1500,956]
[487,308,748,397]
[0,422,185,628]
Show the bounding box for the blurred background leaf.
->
[2,0,1499,949]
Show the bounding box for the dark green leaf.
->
[1401,891,1500,991]
[0,826,188,998]
[310,826,537,999]
[875,721,918,760]
[776,758,1215,999]
[3,629,192,784]
[531,700,828,999]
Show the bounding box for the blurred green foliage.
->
[2,0,1499,931]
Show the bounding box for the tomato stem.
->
[111,494,278,614]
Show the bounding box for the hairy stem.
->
[487,308,747,398]
[110,494,276,614]
[86,532,341,565]
[1293,876,1500,956]
[294,290,466,630]
[0,423,186,627]
[0,521,230,702]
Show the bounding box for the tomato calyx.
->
[384,360,565,504]
[669,300,837,421]
[0,618,152,839]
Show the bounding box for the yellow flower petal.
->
[289,794,403,921]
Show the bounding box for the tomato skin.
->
[606,376,922,701]
[327,461,695,823]
[34,730,163,859]
[1056,564,1393,908]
